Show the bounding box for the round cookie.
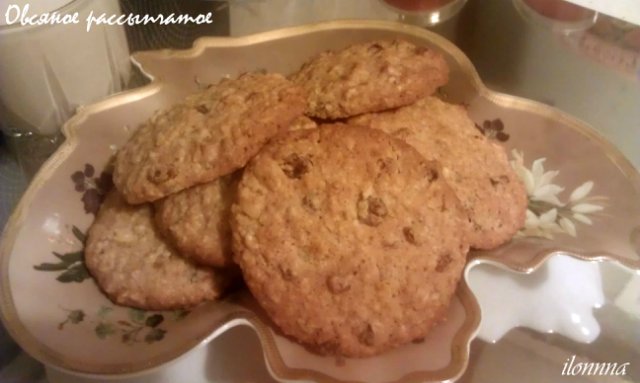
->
[290,39,448,119]
[232,124,468,357]
[85,190,229,310]
[152,116,316,268]
[350,96,527,250]
[113,72,306,204]
[154,173,240,268]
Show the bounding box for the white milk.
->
[0,0,130,136]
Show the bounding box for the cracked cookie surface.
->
[231,124,468,357]
[350,96,527,249]
[113,72,306,204]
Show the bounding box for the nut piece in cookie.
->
[154,172,240,268]
[350,96,527,249]
[113,72,306,204]
[85,190,229,310]
[290,39,449,119]
[232,124,468,357]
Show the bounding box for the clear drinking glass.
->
[0,0,131,178]
[379,0,469,26]
[512,0,598,33]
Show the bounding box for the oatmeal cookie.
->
[287,115,318,131]
[232,124,468,357]
[85,190,229,310]
[154,173,240,268]
[113,72,306,204]
[350,96,527,249]
[290,39,448,119]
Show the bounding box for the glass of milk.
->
[0,0,131,177]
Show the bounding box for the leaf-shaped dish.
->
[1,20,639,383]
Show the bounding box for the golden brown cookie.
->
[152,116,316,266]
[85,190,229,310]
[287,115,318,131]
[232,124,468,357]
[113,72,306,204]
[154,173,240,268]
[290,39,448,119]
[350,97,527,249]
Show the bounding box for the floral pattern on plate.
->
[57,305,190,344]
[475,118,510,142]
[33,225,90,283]
[71,163,112,216]
[511,150,606,239]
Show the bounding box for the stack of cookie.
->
[85,72,306,310]
[85,39,526,357]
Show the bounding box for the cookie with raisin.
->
[232,124,468,357]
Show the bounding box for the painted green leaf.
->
[144,328,166,343]
[95,322,116,339]
[52,252,70,263]
[52,251,83,264]
[56,263,90,283]
[72,226,86,244]
[145,314,164,328]
[173,309,190,320]
[128,309,146,324]
[68,310,85,324]
[97,306,112,319]
[33,262,68,271]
